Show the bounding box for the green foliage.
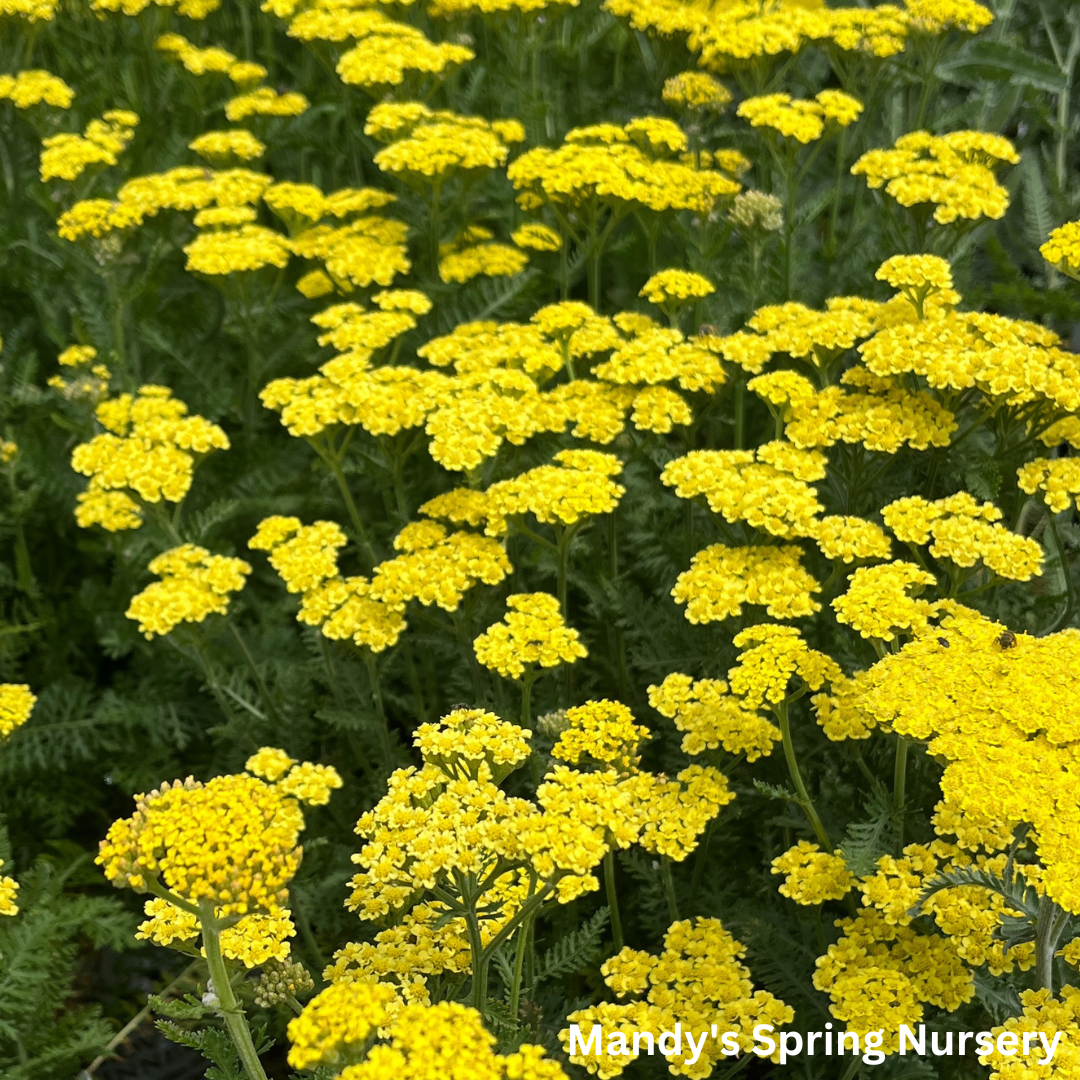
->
[0,853,136,1080]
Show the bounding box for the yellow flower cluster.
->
[509,117,742,216]
[813,515,893,563]
[737,90,863,143]
[661,442,825,539]
[125,544,251,639]
[607,0,983,70]
[981,988,1080,1080]
[563,918,793,1079]
[439,234,529,283]
[156,32,266,83]
[0,69,74,109]
[639,268,714,307]
[485,450,626,535]
[1017,456,1080,512]
[290,991,568,1080]
[414,707,533,781]
[882,493,1043,581]
[852,130,1019,223]
[512,222,562,251]
[832,560,937,640]
[369,520,511,613]
[727,624,842,710]
[551,699,650,771]
[40,109,138,182]
[861,619,1080,913]
[366,101,524,184]
[0,861,18,917]
[814,905,973,1053]
[249,517,407,651]
[648,672,780,760]
[661,70,731,111]
[473,593,587,680]
[771,841,854,904]
[189,129,265,164]
[0,683,36,739]
[98,756,340,920]
[671,543,821,623]
[71,386,229,532]
[92,0,219,21]
[1041,219,1080,279]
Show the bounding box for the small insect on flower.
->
[937,637,950,647]
[997,630,1017,649]
[697,324,720,337]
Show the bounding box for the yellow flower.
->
[0,684,35,738]
[639,268,714,306]
[125,544,251,638]
[0,862,19,917]
[473,593,587,680]
[772,841,855,904]
[97,763,338,917]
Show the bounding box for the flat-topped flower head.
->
[1041,220,1080,279]
[473,592,587,680]
[126,544,251,638]
[415,706,533,780]
[772,841,855,904]
[662,70,731,110]
[639,269,715,308]
[551,699,650,772]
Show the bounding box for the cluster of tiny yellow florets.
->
[125,544,251,638]
[473,593,587,680]
[0,683,36,739]
[71,386,229,532]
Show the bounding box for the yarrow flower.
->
[772,841,855,904]
[0,861,18,916]
[125,544,251,638]
[0,683,36,738]
[98,755,340,921]
[473,593,587,680]
[71,386,229,531]
[562,918,792,1077]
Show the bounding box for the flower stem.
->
[226,619,279,725]
[200,904,269,1080]
[604,850,624,950]
[362,650,393,771]
[776,700,831,849]
[508,910,533,1019]
[893,734,909,848]
[660,856,679,923]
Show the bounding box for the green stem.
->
[520,668,536,730]
[226,620,279,724]
[362,650,393,771]
[660,856,679,923]
[1048,512,1077,632]
[555,523,580,618]
[776,700,831,849]
[604,850,624,950]
[733,379,745,450]
[893,734,909,848]
[508,911,533,1019]
[310,437,376,569]
[465,907,488,1015]
[200,904,269,1080]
